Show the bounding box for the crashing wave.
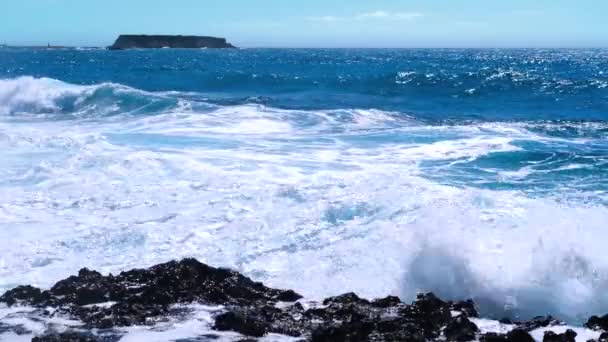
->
[0,76,607,331]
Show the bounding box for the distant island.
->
[108,35,236,50]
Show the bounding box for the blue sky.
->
[2,0,607,47]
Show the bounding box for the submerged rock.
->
[2,258,608,341]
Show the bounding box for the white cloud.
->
[357,10,391,19]
[357,10,424,20]
[308,10,424,23]
[306,15,343,22]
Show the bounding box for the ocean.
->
[0,48,607,339]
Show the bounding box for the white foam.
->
[0,76,164,117]
[0,77,87,114]
[529,325,601,342]
[0,78,607,341]
[470,318,515,334]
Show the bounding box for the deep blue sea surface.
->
[1,48,608,331]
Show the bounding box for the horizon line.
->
[3,44,608,49]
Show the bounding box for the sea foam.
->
[0,77,607,329]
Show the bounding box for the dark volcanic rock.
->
[402,292,452,338]
[108,35,235,50]
[3,258,608,341]
[1,258,301,329]
[505,329,536,342]
[214,292,453,341]
[517,316,562,331]
[32,331,114,342]
[543,329,577,342]
[587,314,608,331]
[444,314,479,341]
[480,329,535,342]
[450,299,479,318]
[0,285,47,306]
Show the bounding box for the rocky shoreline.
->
[1,259,607,341]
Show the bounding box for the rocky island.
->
[108,35,236,50]
[2,258,608,341]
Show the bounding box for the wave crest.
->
[0,76,183,117]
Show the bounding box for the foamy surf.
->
[0,67,607,340]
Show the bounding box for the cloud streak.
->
[306,15,343,22]
[307,10,424,22]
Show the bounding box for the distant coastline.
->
[0,34,236,50]
[0,44,101,50]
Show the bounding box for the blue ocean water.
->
[1,48,608,327]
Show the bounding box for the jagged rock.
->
[1,258,302,329]
[450,299,479,318]
[480,329,535,342]
[215,310,270,337]
[0,285,46,306]
[402,293,452,338]
[31,331,105,342]
[480,332,509,342]
[108,35,235,50]
[506,329,536,342]
[543,329,577,342]
[599,332,608,342]
[310,321,375,342]
[587,314,608,331]
[2,259,608,341]
[444,314,479,341]
[517,316,562,331]
[212,291,454,340]
[49,268,114,306]
[371,295,401,308]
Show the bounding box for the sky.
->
[2,0,607,48]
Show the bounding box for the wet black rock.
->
[0,285,47,306]
[543,329,577,342]
[587,314,608,331]
[1,258,302,329]
[450,299,479,318]
[2,258,608,341]
[31,331,104,342]
[480,329,535,342]
[444,314,479,341]
[506,328,537,342]
[517,316,562,331]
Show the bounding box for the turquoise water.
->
[0,48,607,323]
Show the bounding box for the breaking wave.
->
[0,75,607,331]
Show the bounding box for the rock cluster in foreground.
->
[1,258,608,341]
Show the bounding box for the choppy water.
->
[1,48,608,333]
